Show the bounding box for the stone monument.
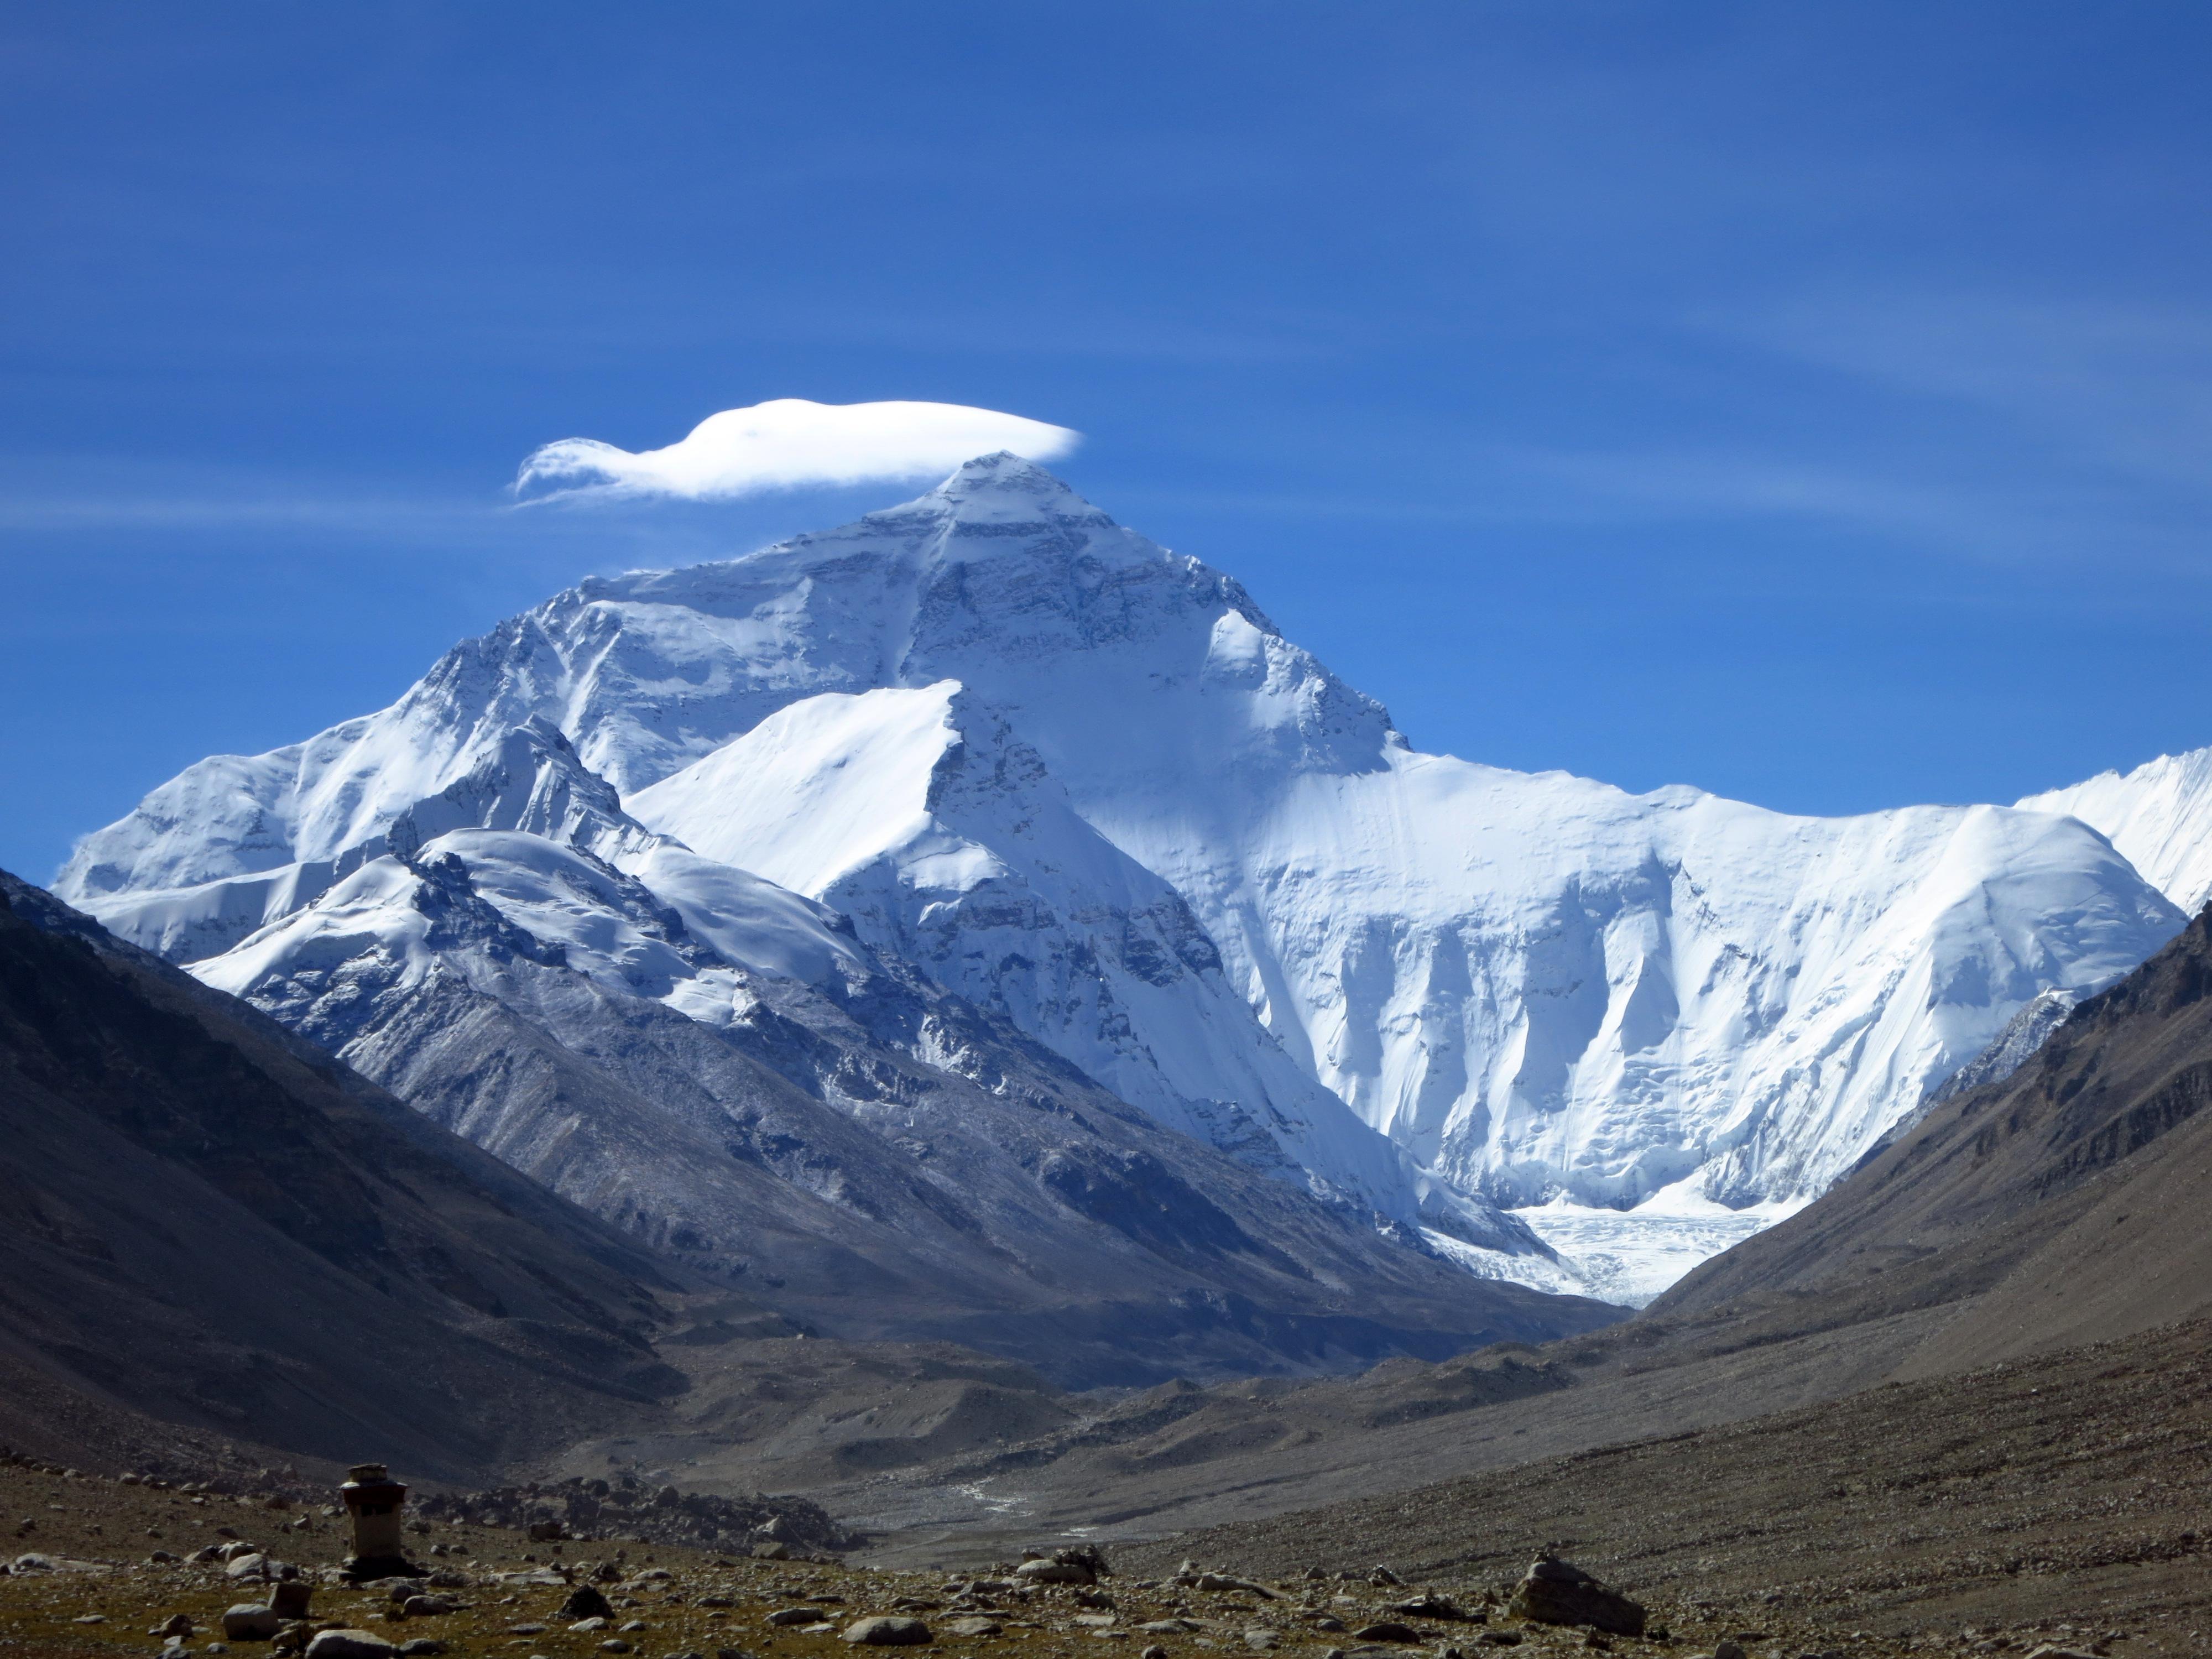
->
[339,1463,424,1581]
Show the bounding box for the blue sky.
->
[7,3,2212,883]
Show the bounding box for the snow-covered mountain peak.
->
[921,450,1117,525]
[54,462,2195,1300]
[388,716,659,864]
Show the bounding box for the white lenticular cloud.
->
[515,398,1081,503]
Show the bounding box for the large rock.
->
[844,1616,934,1645]
[306,1633,403,1659]
[1015,1558,1094,1585]
[222,1603,284,1640]
[1507,1559,1644,1636]
[559,1585,615,1621]
[272,1580,314,1619]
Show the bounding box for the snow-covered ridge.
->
[56,453,2189,1297]
[2020,747,2212,916]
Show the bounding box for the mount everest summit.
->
[56,455,2192,1312]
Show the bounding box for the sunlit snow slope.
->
[2021,747,2212,917]
[58,456,2187,1297]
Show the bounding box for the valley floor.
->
[8,1311,2211,1659]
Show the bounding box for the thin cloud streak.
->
[1704,293,2212,494]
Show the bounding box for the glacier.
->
[56,454,2188,1300]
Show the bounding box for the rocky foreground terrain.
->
[3,1439,2179,1659]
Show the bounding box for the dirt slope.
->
[1120,1313,2212,1647]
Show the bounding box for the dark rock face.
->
[1507,1559,1645,1636]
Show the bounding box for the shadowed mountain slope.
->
[0,868,706,1479]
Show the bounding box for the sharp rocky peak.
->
[925,450,1107,515]
[854,451,1125,549]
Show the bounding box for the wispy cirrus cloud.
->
[513,398,1081,504]
[1704,293,2212,493]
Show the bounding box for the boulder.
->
[400,1595,456,1617]
[1189,1573,1279,1600]
[843,1616,933,1645]
[560,1585,615,1621]
[305,1633,403,1659]
[945,1619,1004,1637]
[1015,1558,1093,1585]
[753,1542,791,1561]
[272,1580,314,1620]
[1353,1624,1422,1644]
[224,1603,284,1640]
[1508,1559,1645,1638]
[1394,1597,1469,1622]
[769,1607,828,1626]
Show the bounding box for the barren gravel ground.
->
[1117,1316,2212,1657]
[0,1457,1766,1659]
